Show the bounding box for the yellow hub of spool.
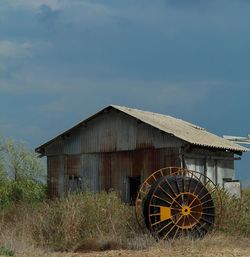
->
[181,205,191,216]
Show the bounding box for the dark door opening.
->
[129,176,141,204]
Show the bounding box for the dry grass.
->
[0,191,141,254]
[0,190,249,256]
[219,189,250,236]
[30,191,140,251]
[13,234,250,257]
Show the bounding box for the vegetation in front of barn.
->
[0,135,250,255]
[0,189,250,255]
[219,188,250,236]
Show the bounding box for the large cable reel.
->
[135,167,222,239]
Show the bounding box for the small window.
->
[67,175,83,193]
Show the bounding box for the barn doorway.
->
[129,176,141,204]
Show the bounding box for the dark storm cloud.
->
[0,0,250,178]
[37,4,61,26]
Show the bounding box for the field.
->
[13,234,250,257]
[0,190,249,257]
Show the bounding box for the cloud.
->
[164,0,208,8]
[4,0,61,10]
[0,40,32,59]
[0,121,45,145]
[37,4,61,25]
[30,76,223,116]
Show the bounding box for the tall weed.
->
[219,189,250,236]
[30,191,140,250]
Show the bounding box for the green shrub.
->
[0,246,15,256]
[9,180,47,204]
[0,180,47,209]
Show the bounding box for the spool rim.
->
[135,167,222,238]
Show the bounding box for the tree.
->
[0,136,45,182]
[0,134,47,206]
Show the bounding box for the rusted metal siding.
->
[82,154,99,192]
[44,109,185,156]
[47,155,64,198]
[80,111,136,153]
[80,110,184,153]
[110,152,132,201]
[64,154,81,194]
[97,148,181,202]
[51,148,181,200]
[48,146,235,199]
[64,129,81,155]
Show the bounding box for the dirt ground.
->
[13,248,250,257]
[13,235,250,257]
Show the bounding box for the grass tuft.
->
[0,245,15,256]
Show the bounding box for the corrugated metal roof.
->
[36,105,249,154]
[111,105,249,153]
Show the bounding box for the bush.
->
[30,191,139,251]
[219,189,250,236]
[0,180,47,209]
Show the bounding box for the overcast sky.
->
[0,0,250,179]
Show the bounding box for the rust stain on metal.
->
[132,150,145,177]
[64,155,81,194]
[47,156,60,199]
[101,153,112,192]
[135,142,154,150]
[64,155,81,176]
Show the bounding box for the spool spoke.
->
[182,215,186,230]
[149,204,180,211]
[164,177,179,197]
[188,195,199,208]
[191,198,213,209]
[152,194,173,206]
[192,176,202,195]
[189,213,201,225]
[158,185,183,209]
[200,216,214,225]
[156,220,174,234]
[173,226,180,239]
[162,215,183,240]
[191,211,215,217]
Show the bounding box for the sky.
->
[0,0,250,179]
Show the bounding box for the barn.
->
[35,105,248,201]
